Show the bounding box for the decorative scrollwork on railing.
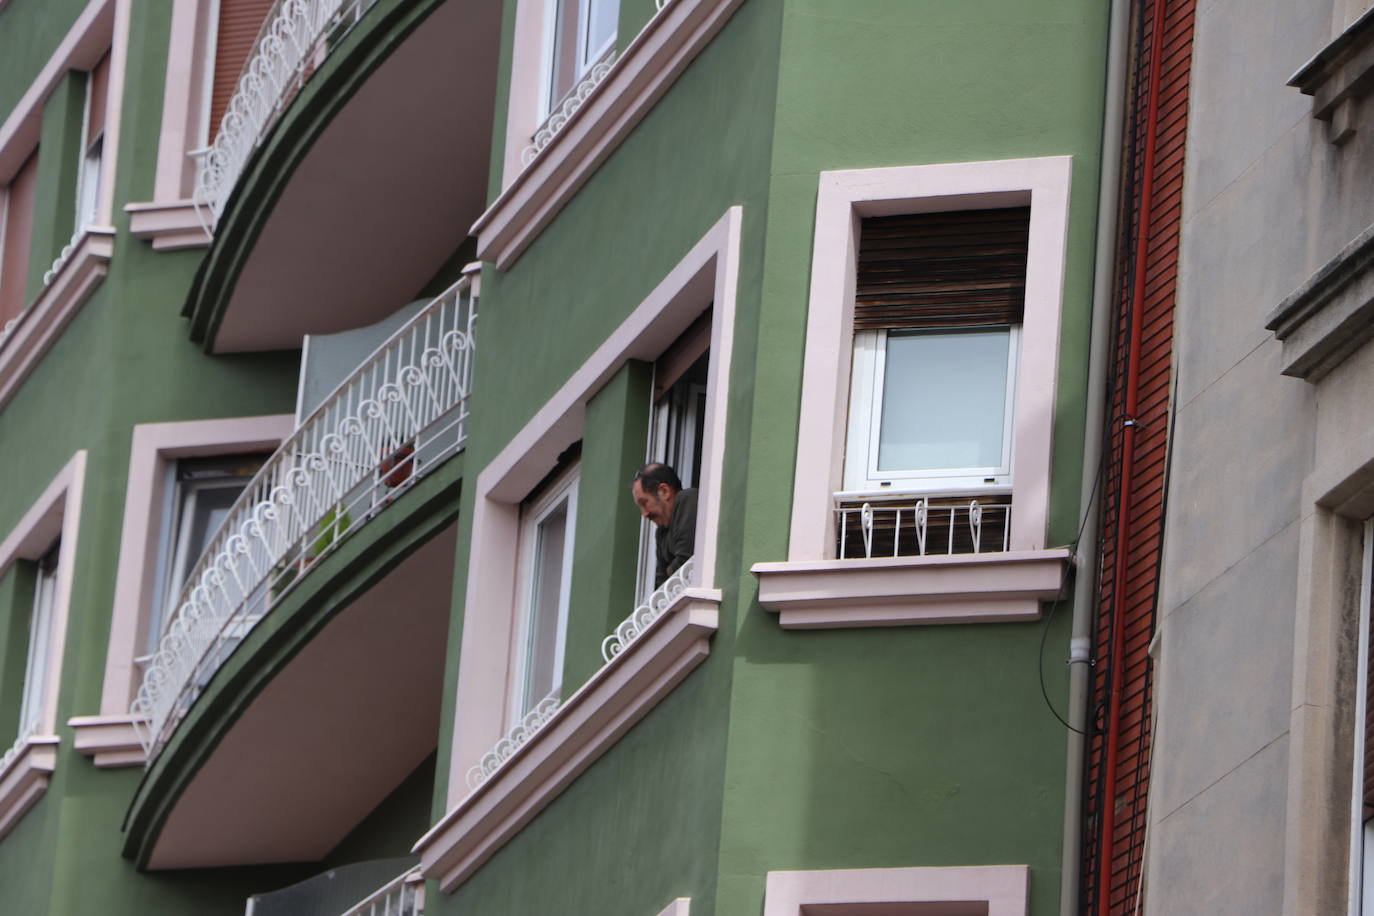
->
[837,497,1011,560]
[193,0,380,230]
[130,275,477,759]
[521,50,618,165]
[465,690,562,791]
[600,557,694,663]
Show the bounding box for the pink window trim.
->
[95,416,293,721]
[443,206,740,806]
[763,865,1029,916]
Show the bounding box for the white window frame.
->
[17,545,61,744]
[510,467,579,720]
[537,0,619,121]
[787,156,1073,560]
[72,416,290,768]
[0,452,85,841]
[842,324,1021,496]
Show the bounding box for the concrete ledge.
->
[1290,6,1374,144]
[125,200,210,251]
[751,548,1072,629]
[0,737,58,840]
[472,0,745,269]
[0,229,112,411]
[68,714,145,768]
[414,593,719,892]
[1267,219,1374,381]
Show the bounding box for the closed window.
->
[17,544,60,744]
[540,0,619,118]
[0,149,40,325]
[76,53,111,231]
[836,207,1029,559]
[144,453,267,657]
[513,467,578,719]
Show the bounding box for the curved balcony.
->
[184,0,500,352]
[131,275,476,761]
[194,0,381,229]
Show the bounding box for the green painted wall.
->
[0,0,92,120]
[435,0,1107,914]
[26,70,85,301]
[0,1,306,912]
[711,1,1108,913]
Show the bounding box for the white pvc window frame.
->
[537,0,619,121]
[510,466,579,720]
[17,545,61,743]
[842,324,1020,496]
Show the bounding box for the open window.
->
[511,465,579,720]
[634,313,710,598]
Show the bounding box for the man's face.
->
[632,479,676,528]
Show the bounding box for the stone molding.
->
[68,715,145,768]
[0,737,58,841]
[1267,219,1374,381]
[125,200,210,251]
[0,229,113,410]
[415,593,719,893]
[752,548,1072,629]
[1290,7,1374,145]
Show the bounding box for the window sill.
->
[473,0,746,268]
[415,588,719,892]
[0,736,58,840]
[125,200,210,251]
[751,548,1072,629]
[0,228,113,411]
[68,714,145,768]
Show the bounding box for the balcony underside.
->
[123,457,464,870]
[185,0,499,353]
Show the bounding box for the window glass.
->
[584,0,618,61]
[147,454,267,654]
[876,327,1011,474]
[522,500,569,709]
[18,545,60,740]
[515,471,577,718]
[543,0,619,114]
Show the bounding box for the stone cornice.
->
[0,228,113,411]
[1266,219,1374,381]
[414,592,719,892]
[1290,7,1374,144]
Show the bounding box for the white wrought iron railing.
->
[521,47,618,165]
[131,275,477,758]
[835,497,1012,560]
[194,0,380,229]
[339,867,424,916]
[464,557,696,792]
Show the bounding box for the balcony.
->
[182,0,500,352]
[194,0,381,230]
[132,275,476,761]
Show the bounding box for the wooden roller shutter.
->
[208,0,276,140]
[87,52,111,145]
[0,150,41,324]
[855,207,1030,330]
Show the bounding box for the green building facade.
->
[0,0,1112,912]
